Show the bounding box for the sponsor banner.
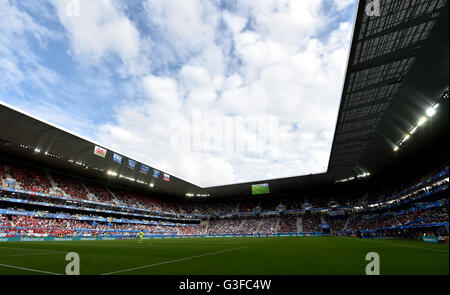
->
[0,208,179,226]
[113,153,123,164]
[140,165,149,174]
[329,210,346,216]
[0,208,35,216]
[0,237,116,242]
[422,236,438,243]
[128,159,137,169]
[0,186,197,221]
[94,146,107,158]
[0,233,337,242]
[163,173,170,182]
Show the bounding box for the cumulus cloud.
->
[333,0,356,11]
[143,0,219,56]
[0,0,134,138]
[1,0,357,187]
[94,0,356,186]
[0,0,55,93]
[51,0,151,76]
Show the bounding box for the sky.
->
[0,0,357,187]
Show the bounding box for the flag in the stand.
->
[128,159,137,169]
[140,165,149,174]
[153,169,160,178]
[113,153,122,164]
[163,173,170,182]
[94,146,107,158]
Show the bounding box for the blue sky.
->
[0,0,357,187]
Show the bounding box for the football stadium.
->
[0,0,449,284]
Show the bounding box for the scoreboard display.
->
[251,183,270,195]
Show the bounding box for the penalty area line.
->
[102,246,246,275]
[0,263,62,275]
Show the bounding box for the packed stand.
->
[53,174,89,200]
[278,217,298,233]
[302,214,322,232]
[9,165,51,193]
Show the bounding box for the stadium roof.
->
[0,0,448,199]
[328,0,449,176]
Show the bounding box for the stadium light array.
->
[92,167,104,172]
[357,172,370,178]
[417,116,427,126]
[16,141,165,190]
[75,161,88,167]
[185,193,211,198]
[426,106,436,117]
[336,171,370,183]
[394,102,439,152]
[119,175,135,182]
[107,171,118,177]
[409,126,418,135]
[364,177,447,210]
[336,176,355,183]
[196,194,211,197]
[45,152,61,159]
[401,134,410,143]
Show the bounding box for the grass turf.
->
[0,237,448,275]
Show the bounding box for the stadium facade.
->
[0,0,449,244]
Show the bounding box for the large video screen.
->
[251,183,270,195]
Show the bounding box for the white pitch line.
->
[0,263,62,275]
[359,238,449,253]
[0,252,64,258]
[0,246,66,253]
[102,246,246,275]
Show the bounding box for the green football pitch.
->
[0,237,448,275]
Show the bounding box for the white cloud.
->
[1,0,357,187]
[93,0,355,186]
[143,0,219,55]
[143,75,183,112]
[333,0,355,11]
[51,0,150,76]
[0,0,63,99]
[0,0,124,137]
